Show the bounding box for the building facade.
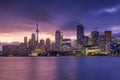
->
[77,25,84,45]
[104,31,112,42]
[31,33,36,45]
[62,39,72,51]
[45,38,51,51]
[91,31,99,46]
[24,36,27,44]
[55,30,63,51]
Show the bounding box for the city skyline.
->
[0,0,120,42]
[0,1,120,80]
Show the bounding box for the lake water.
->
[0,57,120,80]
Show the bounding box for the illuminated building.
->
[91,31,99,46]
[73,40,82,49]
[88,36,92,45]
[62,39,72,51]
[45,38,51,51]
[85,46,101,55]
[77,25,84,45]
[111,37,117,42]
[55,30,63,51]
[104,31,112,41]
[104,31,112,53]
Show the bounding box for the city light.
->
[1,23,120,57]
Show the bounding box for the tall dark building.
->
[31,33,36,43]
[55,30,63,51]
[91,31,99,46]
[45,38,51,51]
[31,33,36,48]
[84,36,89,45]
[99,35,106,52]
[77,25,84,45]
[24,36,27,44]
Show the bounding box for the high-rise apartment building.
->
[55,30,63,51]
[91,31,99,46]
[45,38,51,51]
[77,25,84,45]
[31,33,36,45]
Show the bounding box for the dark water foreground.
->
[0,57,120,80]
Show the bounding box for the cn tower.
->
[36,22,39,43]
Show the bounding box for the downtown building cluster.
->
[76,25,120,55]
[1,24,120,56]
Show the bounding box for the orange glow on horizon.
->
[0,32,55,43]
[0,31,90,43]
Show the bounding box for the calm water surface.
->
[0,57,120,80]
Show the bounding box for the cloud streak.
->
[0,0,120,42]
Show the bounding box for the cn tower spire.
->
[36,21,39,43]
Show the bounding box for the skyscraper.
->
[36,22,39,43]
[45,38,51,51]
[99,35,106,52]
[91,31,99,46]
[77,25,84,45]
[84,36,89,45]
[55,30,63,51]
[31,33,36,45]
[24,36,27,44]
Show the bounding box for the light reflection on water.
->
[0,57,120,80]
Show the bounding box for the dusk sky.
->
[0,0,120,43]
